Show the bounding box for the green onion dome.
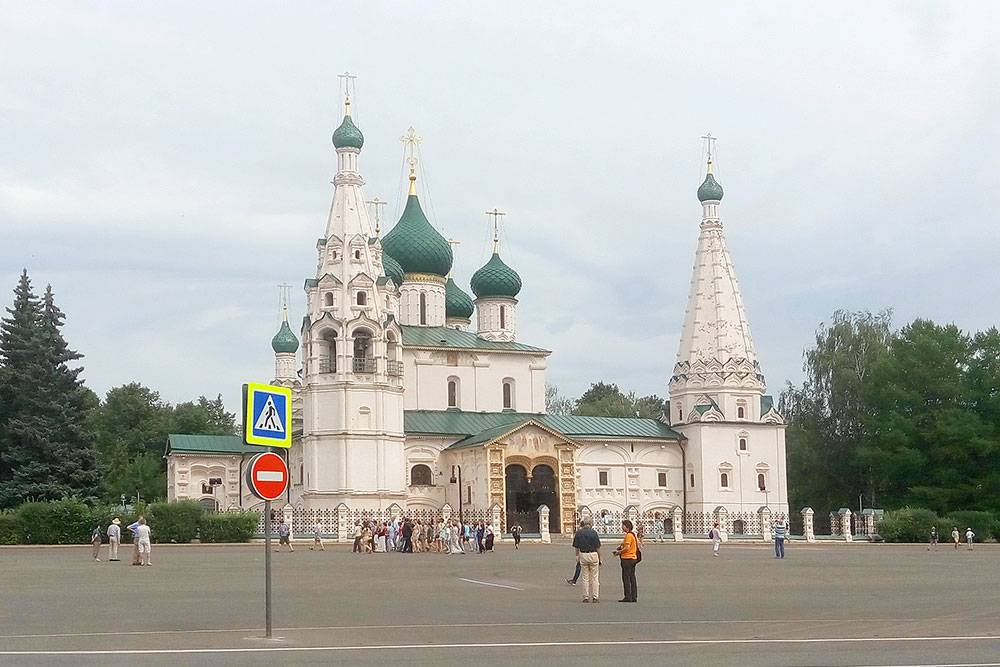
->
[381,252,405,287]
[445,277,474,319]
[381,191,453,277]
[271,319,299,354]
[332,107,364,150]
[470,252,522,299]
[697,172,724,202]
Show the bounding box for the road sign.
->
[243,382,292,448]
[245,452,289,502]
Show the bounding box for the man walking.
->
[401,517,414,553]
[773,515,788,559]
[928,526,938,551]
[276,518,294,552]
[572,516,602,603]
[965,527,975,550]
[709,522,722,557]
[107,518,121,561]
[511,523,522,550]
[135,517,152,566]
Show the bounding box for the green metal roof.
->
[165,434,271,456]
[381,253,405,288]
[761,395,775,414]
[470,252,522,299]
[332,113,364,150]
[271,319,299,354]
[403,410,680,449]
[401,326,549,354]
[697,172,724,202]
[381,194,453,277]
[445,277,474,319]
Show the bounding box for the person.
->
[451,521,463,554]
[90,524,102,562]
[511,523,522,550]
[361,523,372,553]
[276,518,294,552]
[135,517,152,566]
[127,519,142,566]
[654,513,665,543]
[951,527,960,550]
[107,518,121,561]
[475,522,485,554]
[928,526,938,551]
[773,515,788,559]
[572,516,602,603]
[401,518,414,553]
[387,519,398,552]
[352,522,363,553]
[484,524,495,552]
[311,521,325,551]
[965,527,975,550]
[613,519,639,603]
[463,522,471,551]
[709,522,722,557]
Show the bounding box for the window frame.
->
[598,469,610,487]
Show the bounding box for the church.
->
[165,90,788,537]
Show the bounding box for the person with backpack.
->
[709,522,723,557]
[90,524,103,562]
[773,515,788,559]
[613,519,640,603]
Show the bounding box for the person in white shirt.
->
[709,522,722,557]
[965,528,975,550]
[107,518,122,561]
[135,517,152,566]
[310,522,324,551]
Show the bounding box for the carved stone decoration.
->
[487,444,506,509]
[556,444,577,535]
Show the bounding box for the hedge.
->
[199,511,260,543]
[0,511,23,544]
[148,501,203,544]
[877,507,998,543]
[941,511,997,542]
[16,498,105,545]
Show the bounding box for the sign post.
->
[242,382,292,640]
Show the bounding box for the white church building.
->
[166,93,788,537]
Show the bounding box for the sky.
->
[2,2,999,412]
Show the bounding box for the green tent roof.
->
[165,434,272,456]
[401,325,548,354]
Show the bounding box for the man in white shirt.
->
[135,517,152,566]
[107,518,122,561]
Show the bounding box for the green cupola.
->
[381,175,453,277]
[471,252,522,299]
[271,318,299,354]
[331,100,364,150]
[445,277,474,319]
[697,164,724,202]
[381,252,405,287]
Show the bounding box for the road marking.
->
[0,618,948,640]
[1,635,999,655]
[457,577,524,590]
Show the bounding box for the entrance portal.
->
[504,463,560,534]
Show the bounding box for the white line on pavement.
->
[456,578,524,590]
[1,635,999,655]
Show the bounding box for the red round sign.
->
[245,452,289,501]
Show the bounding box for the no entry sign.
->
[245,452,288,502]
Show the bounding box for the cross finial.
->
[446,238,461,278]
[278,283,292,321]
[401,127,422,195]
[366,197,387,236]
[485,208,506,253]
[338,71,357,109]
[701,133,717,172]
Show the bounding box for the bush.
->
[0,511,23,544]
[199,511,260,543]
[941,511,997,542]
[16,498,102,544]
[877,507,944,543]
[148,501,203,543]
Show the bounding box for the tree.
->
[573,382,666,419]
[171,395,236,436]
[544,384,575,415]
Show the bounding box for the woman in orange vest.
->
[613,519,640,603]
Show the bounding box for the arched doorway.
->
[504,463,560,534]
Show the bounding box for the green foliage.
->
[148,500,203,543]
[544,384,575,416]
[574,382,665,419]
[16,497,103,544]
[0,511,23,544]
[942,511,997,542]
[199,511,260,543]
[876,508,944,543]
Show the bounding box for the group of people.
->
[928,526,977,550]
[346,517,500,555]
[90,516,153,566]
[570,516,641,604]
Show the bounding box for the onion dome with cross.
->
[332,99,364,150]
[470,208,521,299]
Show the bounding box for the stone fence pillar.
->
[538,505,551,544]
[714,506,729,538]
[442,503,452,524]
[802,507,816,542]
[842,508,853,542]
[282,504,294,539]
[672,505,684,542]
[759,506,773,543]
[337,502,350,543]
[491,504,503,539]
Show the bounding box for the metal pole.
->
[264,499,272,639]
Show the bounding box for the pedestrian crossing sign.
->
[243,382,292,448]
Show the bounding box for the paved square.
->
[2,541,999,665]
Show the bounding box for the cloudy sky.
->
[2,2,999,411]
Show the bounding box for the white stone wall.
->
[399,280,446,327]
[475,297,518,341]
[166,454,249,509]
[575,440,684,514]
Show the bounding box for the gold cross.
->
[701,133,717,168]
[366,197,387,235]
[485,208,506,253]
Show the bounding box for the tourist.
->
[463,522,472,550]
[613,519,639,603]
[276,518,294,552]
[401,517,414,553]
[361,523,373,553]
[511,523,522,550]
[654,513,665,543]
[475,522,485,554]
[414,520,425,553]
[388,518,398,552]
[425,520,435,552]
[965,527,975,550]
[90,524,102,561]
[484,523,495,552]
[773,515,788,559]
[127,519,142,566]
[310,521,325,551]
[439,522,449,554]
[352,522,363,553]
[928,526,938,550]
[135,517,152,566]
[451,521,463,554]
[709,522,722,557]
[951,526,960,549]
[107,517,121,562]
[572,516,601,603]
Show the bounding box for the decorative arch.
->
[410,464,433,486]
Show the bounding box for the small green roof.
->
[697,172,724,202]
[381,194,453,277]
[381,253,405,288]
[760,395,775,414]
[445,277,474,319]
[271,319,299,354]
[401,325,548,354]
[470,252,521,299]
[332,113,364,150]
[165,434,271,456]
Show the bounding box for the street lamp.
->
[450,465,463,524]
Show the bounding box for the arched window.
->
[199,497,218,512]
[447,377,459,408]
[356,291,367,306]
[352,329,373,373]
[739,437,748,452]
[410,464,432,486]
[499,305,506,329]
[320,330,337,373]
[299,463,304,485]
[354,249,361,260]
[324,292,334,307]
[502,378,514,410]
[678,406,683,420]
[720,472,730,488]
[757,473,767,491]
[689,473,695,488]
[419,292,427,325]
[737,405,746,419]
